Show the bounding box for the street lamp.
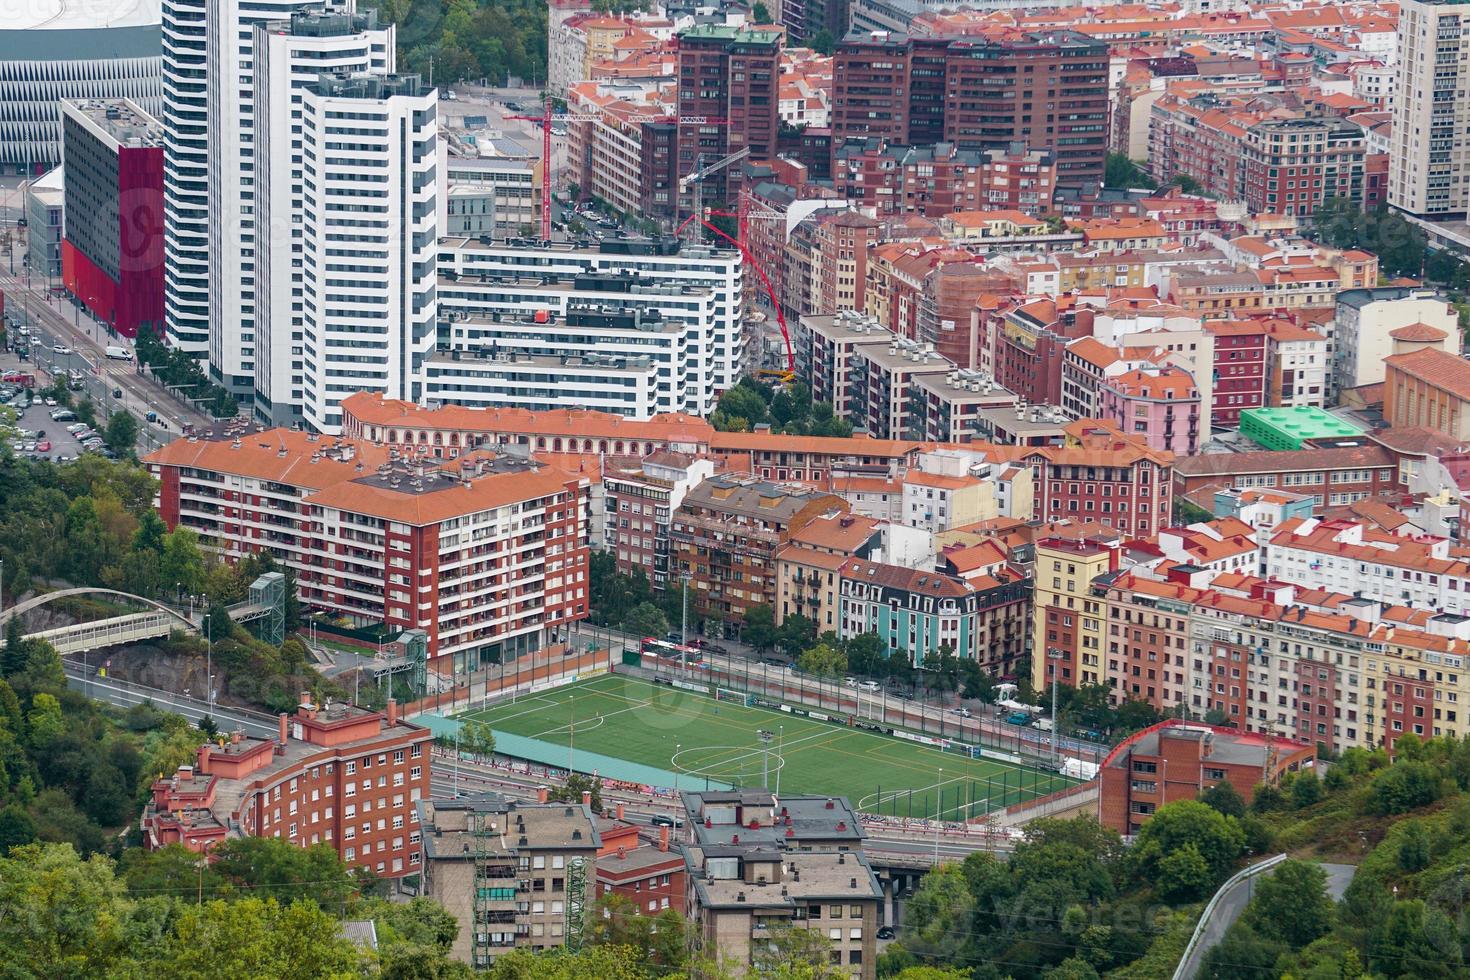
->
[775,725,784,798]
[933,766,944,865]
[758,729,774,790]
[674,743,681,794]
[203,612,213,705]
[1048,648,1065,764]
[567,694,576,776]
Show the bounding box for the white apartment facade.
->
[253,9,395,426]
[437,238,744,415]
[1391,0,1470,219]
[1265,517,1470,615]
[299,72,438,434]
[161,0,212,355]
[1334,286,1458,395]
[204,0,321,398]
[424,347,661,417]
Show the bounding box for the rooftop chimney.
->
[537,786,550,803]
[196,744,211,774]
[659,826,670,852]
[616,803,625,821]
[582,790,592,808]
[278,712,289,745]
[386,698,399,726]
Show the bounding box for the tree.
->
[548,773,602,814]
[1370,759,1442,814]
[1156,841,1213,903]
[752,0,771,21]
[900,864,974,962]
[0,804,36,853]
[1198,924,1285,980]
[1291,769,1322,808]
[1169,173,1205,195]
[1199,779,1246,819]
[753,922,842,977]
[1104,153,1156,191]
[1131,800,1245,883]
[208,838,360,910]
[150,897,363,977]
[103,410,139,455]
[797,642,846,678]
[808,29,835,55]
[743,603,778,652]
[1243,859,1334,948]
[159,527,207,596]
[844,632,884,677]
[776,613,816,659]
[1043,959,1102,980]
[0,843,128,976]
[459,719,496,762]
[624,602,669,640]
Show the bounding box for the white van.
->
[105,345,130,360]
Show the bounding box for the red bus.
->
[641,637,703,664]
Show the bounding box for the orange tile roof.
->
[340,392,713,443]
[1390,322,1449,343]
[1385,348,1470,401]
[306,467,580,527]
[776,544,851,571]
[787,512,880,553]
[903,470,979,491]
[145,430,390,490]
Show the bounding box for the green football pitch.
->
[459,674,1074,820]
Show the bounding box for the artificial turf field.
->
[459,673,1074,820]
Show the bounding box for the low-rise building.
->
[1173,444,1399,511]
[418,797,602,967]
[1100,721,1314,835]
[684,844,882,979]
[604,452,718,590]
[1096,366,1203,455]
[1385,348,1470,441]
[672,476,848,629]
[142,696,432,879]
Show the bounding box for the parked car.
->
[877,927,896,941]
[650,814,682,828]
[858,680,881,692]
[35,440,50,452]
[43,397,56,407]
[112,388,123,399]
[949,706,973,718]
[843,676,857,688]
[1006,711,1032,726]
[53,344,70,355]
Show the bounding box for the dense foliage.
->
[710,378,852,437]
[0,841,469,978]
[365,0,547,87]
[134,332,238,418]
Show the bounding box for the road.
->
[0,262,208,452]
[1177,860,1356,980]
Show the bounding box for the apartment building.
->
[1335,286,1459,396]
[685,845,881,979]
[833,139,1057,218]
[252,9,396,426]
[676,25,782,206]
[442,154,542,236]
[679,791,880,978]
[1032,537,1118,692]
[1100,722,1314,834]
[1391,0,1470,218]
[1203,320,1269,426]
[796,312,892,418]
[296,72,436,433]
[708,431,925,484]
[605,452,718,590]
[1096,366,1203,456]
[1023,422,1175,537]
[671,476,847,628]
[596,814,685,915]
[1384,348,1470,440]
[340,391,716,458]
[418,798,601,967]
[59,99,163,339]
[142,695,432,879]
[775,512,881,630]
[145,426,590,676]
[424,345,662,419]
[1264,320,1329,410]
[1265,517,1470,615]
[847,339,951,440]
[830,31,1109,186]
[910,371,1021,444]
[437,237,744,416]
[1173,444,1399,511]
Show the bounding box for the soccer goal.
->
[715,688,756,707]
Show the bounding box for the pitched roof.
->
[306,467,579,526]
[1389,322,1450,343]
[1384,347,1470,401]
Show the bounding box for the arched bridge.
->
[2,576,285,656]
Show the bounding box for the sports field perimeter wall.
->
[403,645,614,717]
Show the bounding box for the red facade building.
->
[1099,721,1314,835]
[1204,320,1269,426]
[59,98,164,338]
[142,696,433,879]
[1024,422,1175,537]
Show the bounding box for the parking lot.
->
[4,398,95,462]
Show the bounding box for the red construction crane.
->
[504,101,729,240]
